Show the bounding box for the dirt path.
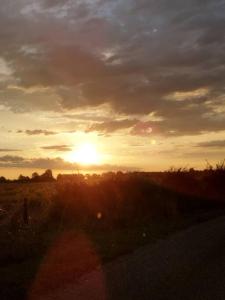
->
[34,216,225,300]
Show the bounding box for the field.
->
[0,169,225,299]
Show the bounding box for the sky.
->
[0,0,225,178]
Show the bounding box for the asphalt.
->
[31,215,225,300]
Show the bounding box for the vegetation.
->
[0,163,225,299]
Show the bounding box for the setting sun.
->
[67,143,101,165]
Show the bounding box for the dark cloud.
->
[85,112,225,137]
[196,140,225,148]
[41,144,72,151]
[148,110,225,137]
[0,155,25,163]
[0,0,224,136]
[0,155,137,171]
[23,157,75,169]
[0,156,75,169]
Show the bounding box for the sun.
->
[68,143,101,165]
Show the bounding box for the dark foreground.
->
[0,168,225,299]
[35,215,225,300]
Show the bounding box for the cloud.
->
[147,111,225,137]
[41,144,72,151]
[85,113,225,137]
[180,151,225,160]
[196,140,225,148]
[24,129,58,135]
[41,0,70,9]
[130,121,153,136]
[0,0,224,136]
[0,155,76,169]
[86,119,137,134]
[22,157,75,169]
[0,149,20,152]
[0,155,137,172]
[0,155,25,163]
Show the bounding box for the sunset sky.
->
[0,0,225,178]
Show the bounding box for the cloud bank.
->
[0,0,224,136]
[0,155,137,172]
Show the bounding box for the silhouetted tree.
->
[32,172,40,181]
[18,175,30,182]
[0,176,6,183]
[40,169,54,181]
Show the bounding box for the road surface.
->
[32,216,225,300]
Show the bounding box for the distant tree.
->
[0,176,6,183]
[56,173,84,183]
[18,175,24,181]
[56,173,62,181]
[32,172,39,180]
[189,168,195,173]
[40,169,54,181]
[18,175,30,182]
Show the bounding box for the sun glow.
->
[68,143,101,165]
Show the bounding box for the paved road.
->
[32,216,225,300]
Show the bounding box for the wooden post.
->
[23,197,29,225]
